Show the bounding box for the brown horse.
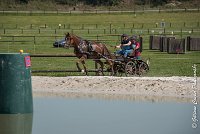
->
[64,33,113,75]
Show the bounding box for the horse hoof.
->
[81,69,85,73]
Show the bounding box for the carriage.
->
[65,33,149,76]
[105,55,149,77]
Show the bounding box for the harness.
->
[71,35,112,61]
[77,40,95,56]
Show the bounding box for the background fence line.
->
[1,22,200,29]
[1,28,199,38]
[0,8,199,15]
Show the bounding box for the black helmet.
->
[131,35,137,40]
[121,34,128,37]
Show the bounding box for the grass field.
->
[0,11,200,76]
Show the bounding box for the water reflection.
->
[34,92,193,103]
[0,113,33,134]
[33,97,200,134]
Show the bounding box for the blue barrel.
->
[0,53,33,114]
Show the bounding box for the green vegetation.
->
[0,11,200,76]
[0,0,199,11]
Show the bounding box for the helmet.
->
[131,35,137,40]
[121,34,128,37]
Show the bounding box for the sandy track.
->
[32,76,200,102]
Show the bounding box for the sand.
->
[32,76,200,103]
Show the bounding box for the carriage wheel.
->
[113,64,125,77]
[125,61,136,77]
[138,61,149,76]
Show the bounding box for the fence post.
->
[12,36,14,45]
[109,24,112,34]
[21,29,23,34]
[184,22,186,27]
[132,23,134,28]
[55,29,57,34]
[30,24,32,29]
[82,24,84,29]
[96,35,99,41]
[96,24,98,29]
[88,29,89,34]
[33,36,36,44]
[38,29,40,34]
[197,22,199,27]
[104,29,106,34]
[181,28,182,38]
[186,36,190,51]
[4,28,5,34]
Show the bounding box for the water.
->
[32,97,200,134]
[0,96,199,134]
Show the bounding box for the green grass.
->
[0,12,200,76]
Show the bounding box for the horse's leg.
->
[81,60,88,76]
[76,60,82,71]
[80,56,88,75]
[96,60,104,76]
[107,60,114,76]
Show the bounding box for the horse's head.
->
[64,32,72,47]
[64,32,80,48]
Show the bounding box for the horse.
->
[64,33,113,75]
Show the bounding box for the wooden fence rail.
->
[1,22,200,29]
[0,8,199,16]
[30,54,102,74]
[31,54,76,57]
[32,69,98,73]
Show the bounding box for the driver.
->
[115,34,132,58]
